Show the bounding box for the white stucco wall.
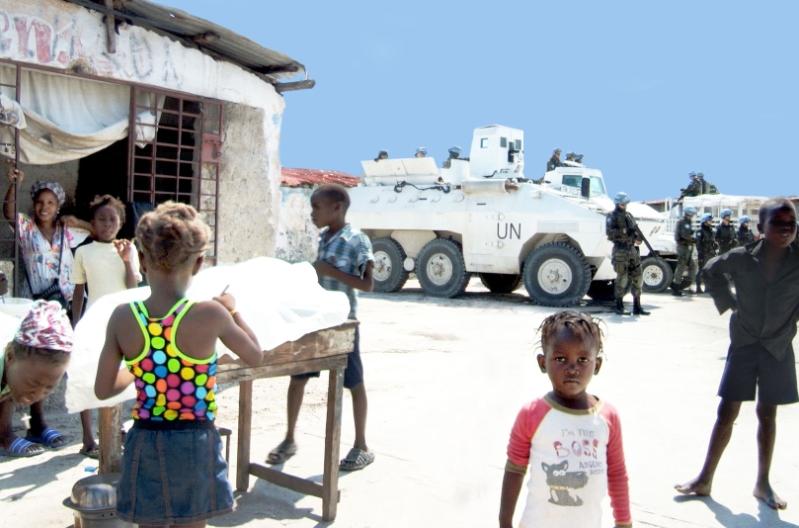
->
[275,187,319,263]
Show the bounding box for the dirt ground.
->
[2,278,799,527]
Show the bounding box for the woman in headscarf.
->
[3,167,90,306]
[3,166,93,456]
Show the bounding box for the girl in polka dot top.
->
[95,202,264,527]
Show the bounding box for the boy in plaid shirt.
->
[268,184,376,471]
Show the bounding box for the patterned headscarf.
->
[30,181,66,207]
[14,300,73,353]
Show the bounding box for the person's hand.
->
[213,291,236,314]
[113,239,133,262]
[60,214,79,228]
[7,166,24,184]
[634,239,642,246]
[313,260,337,278]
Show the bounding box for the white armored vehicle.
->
[541,165,768,292]
[347,125,616,307]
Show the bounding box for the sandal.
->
[0,437,45,458]
[26,427,69,449]
[339,447,375,472]
[79,444,101,459]
[266,439,297,465]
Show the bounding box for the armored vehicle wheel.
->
[372,238,409,293]
[479,273,521,294]
[587,280,615,302]
[416,238,470,298]
[522,242,591,307]
[641,256,673,293]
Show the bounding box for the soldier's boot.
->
[670,283,684,297]
[632,296,650,316]
[695,273,704,294]
[614,298,630,315]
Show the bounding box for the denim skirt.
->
[116,420,233,525]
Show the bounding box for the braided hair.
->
[135,201,210,272]
[538,310,604,356]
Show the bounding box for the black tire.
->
[522,242,592,306]
[641,256,673,293]
[371,238,409,293]
[416,238,470,298]
[479,273,522,294]
[587,280,615,302]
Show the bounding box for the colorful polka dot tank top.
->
[126,298,218,422]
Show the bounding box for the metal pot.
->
[63,474,133,528]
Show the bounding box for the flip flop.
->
[266,439,297,465]
[79,445,101,459]
[0,437,45,458]
[339,447,375,471]
[26,427,69,449]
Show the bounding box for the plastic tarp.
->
[64,257,350,413]
[0,66,157,164]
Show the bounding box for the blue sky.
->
[156,1,796,200]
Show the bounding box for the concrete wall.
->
[275,187,319,263]
[215,102,282,263]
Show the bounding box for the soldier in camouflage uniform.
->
[695,213,718,294]
[671,206,698,296]
[737,215,756,246]
[606,192,649,316]
[715,208,738,254]
[679,172,701,200]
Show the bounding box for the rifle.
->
[633,224,659,258]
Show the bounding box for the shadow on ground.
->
[211,467,354,528]
[674,494,799,528]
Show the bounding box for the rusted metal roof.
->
[64,0,306,83]
[281,168,360,188]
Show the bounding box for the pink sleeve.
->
[602,403,632,526]
[506,399,550,468]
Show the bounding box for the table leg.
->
[98,405,122,474]
[322,367,344,521]
[236,379,253,492]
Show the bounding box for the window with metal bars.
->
[128,87,223,262]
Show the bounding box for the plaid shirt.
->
[317,224,373,319]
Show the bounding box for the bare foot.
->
[754,483,787,510]
[675,478,712,496]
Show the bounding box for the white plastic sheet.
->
[65,257,350,413]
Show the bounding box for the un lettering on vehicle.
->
[497,222,522,240]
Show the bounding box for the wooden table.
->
[98,321,357,522]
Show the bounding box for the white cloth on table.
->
[65,257,351,413]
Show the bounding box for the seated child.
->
[71,195,141,459]
[95,201,264,527]
[499,311,631,528]
[0,301,73,457]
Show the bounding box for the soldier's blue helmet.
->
[684,206,697,216]
[739,215,750,225]
[701,213,713,224]
[614,192,631,205]
[720,208,733,218]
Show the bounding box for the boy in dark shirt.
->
[675,198,798,509]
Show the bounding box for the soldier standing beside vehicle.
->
[695,213,718,294]
[715,209,738,254]
[737,215,756,245]
[671,207,698,296]
[606,192,649,316]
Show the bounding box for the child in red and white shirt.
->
[499,311,632,528]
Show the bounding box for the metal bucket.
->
[62,474,133,528]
